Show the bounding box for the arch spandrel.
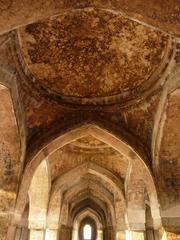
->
[0,84,21,239]
[153,87,180,233]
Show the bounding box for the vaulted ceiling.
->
[0,1,180,239]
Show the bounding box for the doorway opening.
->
[83,224,92,240]
[79,217,97,240]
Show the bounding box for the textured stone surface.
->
[71,135,110,149]
[49,136,128,181]
[159,89,180,209]
[19,8,169,99]
[0,86,21,240]
[0,0,180,37]
[0,1,180,238]
[0,87,20,192]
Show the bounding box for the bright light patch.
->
[126,230,132,240]
[83,224,92,240]
[29,230,44,240]
[45,229,57,240]
[161,231,167,240]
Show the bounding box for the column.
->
[58,225,72,240]
[21,228,29,240]
[45,229,58,240]
[127,208,145,231]
[145,229,155,240]
[29,229,44,240]
[6,225,17,240]
[97,229,103,240]
[104,226,116,240]
[15,227,29,240]
[154,230,161,240]
[131,231,145,240]
[116,231,126,240]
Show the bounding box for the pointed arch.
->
[14,123,160,231]
[28,159,50,229]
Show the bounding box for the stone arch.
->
[151,67,180,232]
[51,162,124,201]
[14,123,159,230]
[28,159,50,240]
[47,162,125,231]
[72,208,104,240]
[65,191,114,228]
[77,215,100,240]
[69,195,111,227]
[59,183,116,227]
[152,66,180,174]
[125,160,161,230]
[58,196,110,240]
[74,208,103,230]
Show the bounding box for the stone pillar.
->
[150,208,162,230]
[116,231,126,240]
[15,227,29,240]
[145,229,155,240]
[131,231,145,240]
[71,228,78,240]
[21,228,29,240]
[29,229,44,240]
[0,215,14,240]
[127,208,145,231]
[145,229,163,240]
[15,227,21,240]
[154,230,161,240]
[45,229,58,240]
[97,229,103,240]
[6,225,16,240]
[58,225,72,240]
[104,226,116,240]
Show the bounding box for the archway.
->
[11,123,161,240]
[79,217,97,240]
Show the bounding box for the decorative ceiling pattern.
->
[18,8,170,104]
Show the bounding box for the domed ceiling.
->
[18,8,170,104]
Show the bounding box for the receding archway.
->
[79,217,97,240]
[11,123,161,240]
